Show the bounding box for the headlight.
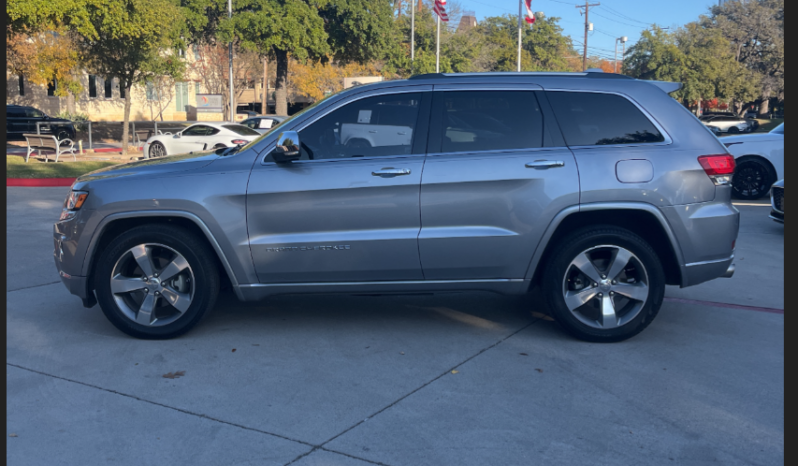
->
[60,191,89,221]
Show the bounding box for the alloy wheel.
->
[150,142,166,158]
[110,243,195,327]
[733,163,769,199]
[562,245,649,330]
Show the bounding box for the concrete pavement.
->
[7,188,783,465]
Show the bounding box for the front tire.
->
[149,141,167,158]
[732,158,774,200]
[94,224,220,339]
[728,126,740,134]
[541,226,665,342]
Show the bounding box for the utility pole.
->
[576,1,600,72]
[228,0,234,122]
[262,58,268,115]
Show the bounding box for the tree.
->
[7,30,83,107]
[77,0,186,156]
[187,43,263,117]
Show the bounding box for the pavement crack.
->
[7,281,61,292]
[318,317,541,448]
[7,363,314,448]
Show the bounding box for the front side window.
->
[547,92,665,146]
[25,108,45,118]
[433,91,544,153]
[104,78,112,98]
[182,125,211,136]
[297,93,422,160]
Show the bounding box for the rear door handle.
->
[372,167,411,177]
[525,160,565,169]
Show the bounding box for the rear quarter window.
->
[222,124,261,136]
[547,92,665,146]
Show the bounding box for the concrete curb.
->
[7,178,76,187]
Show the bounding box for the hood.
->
[73,151,220,188]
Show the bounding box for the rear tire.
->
[728,126,740,134]
[94,224,220,339]
[541,226,665,342]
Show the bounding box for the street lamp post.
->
[228,0,234,122]
[614,36,627,73]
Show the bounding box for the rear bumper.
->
[770,211,784,223]
[682,256,735,287]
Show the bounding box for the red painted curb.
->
[7,178,76,187]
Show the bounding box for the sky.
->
[450,0,722,62]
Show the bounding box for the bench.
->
[22,134,77,163]
[134,129,153,145]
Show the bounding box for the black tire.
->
[541,226,666,343]
[94,224,220,339]
[213,144,227,149]
[56,129,70,143]
[732,158,774,200]
[149,141,167,158]
[728,126,740,134]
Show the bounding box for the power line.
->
[589,10,649,29]
[599,4,651,26]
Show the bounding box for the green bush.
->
[55,111,90,132]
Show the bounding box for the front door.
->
[173,125,215,153]
[247,90,431,283]
[418,88,580,280]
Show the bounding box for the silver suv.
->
[54,72,739,342]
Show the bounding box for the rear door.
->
[418,86,579,280]
[246,88,432,283]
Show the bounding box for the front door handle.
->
[525,160,565,169]
[372,167,411,177]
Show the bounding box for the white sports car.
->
[722,123,784,200]
[143,122,262,158]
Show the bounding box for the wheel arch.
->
[83,211,242,301]
[526,204,684,288]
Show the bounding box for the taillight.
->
[698,154,735,185]
[231,139,247,145]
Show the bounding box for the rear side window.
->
[547,92,665,146]
[223,124,261,136]
[433,91,543,153]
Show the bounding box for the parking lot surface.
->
[7,188,783,465]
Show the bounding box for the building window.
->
[175,82,189,112]
[104,78,112,98]
[195,82,201,95]
[146,82,157,101]
[119,79,126,99]
[47,79,56,96]
[88,75,97,98]
[192,45,201,61]
[18,75,24,96]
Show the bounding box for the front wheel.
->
[94,224,220,339]
[149,141,167,158]
[541,226,665,342]
[728,126,740,134]
[732,159,773,200]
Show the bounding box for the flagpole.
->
[517,0,522,72]
[411,0,415,73]
[436,14,440,73]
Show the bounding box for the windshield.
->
[222,124,261,136]
[770,123,784,134]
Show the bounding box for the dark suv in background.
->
[6,105,76,141]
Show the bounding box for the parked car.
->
[6,105,76,141]
[142,122,261,158]
[241,116,287,134]
[54,71,739,343]
[770,179,784,223]
[701,115,756,134]
[722,123,784,200]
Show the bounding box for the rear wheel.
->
[732,158,774,200]
[728,126,740,134]
[94,224,220,339]
[541,226,665,342]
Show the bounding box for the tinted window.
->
[25,108,45,118]
[222,124,261,136]
[7,108,25,118]
[434,91,543,153]
[183,125,211,136]
[297,93,421,160]
[548,92,665,146]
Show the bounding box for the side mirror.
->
[175,132,182,138]
[274,131,301,163]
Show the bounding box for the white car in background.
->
[143,122,262,158]
[701,114,756,134]
[722,123,784,200]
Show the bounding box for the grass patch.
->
[7,156,120,179]
[753,118,784,132]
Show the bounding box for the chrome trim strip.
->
[82,210,245,300]
[542,88,674,146]
[241,279,526,289]
[425,146,570,158]
[684,255,734,268]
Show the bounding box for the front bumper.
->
[54,221,96,307]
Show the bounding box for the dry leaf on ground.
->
[162,371,186,379]
[535,368,543,373]
[9,433,18,437]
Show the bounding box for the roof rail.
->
[408,71,633,80]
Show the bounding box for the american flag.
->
[434,0,449,22]
[525,0,536,24]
